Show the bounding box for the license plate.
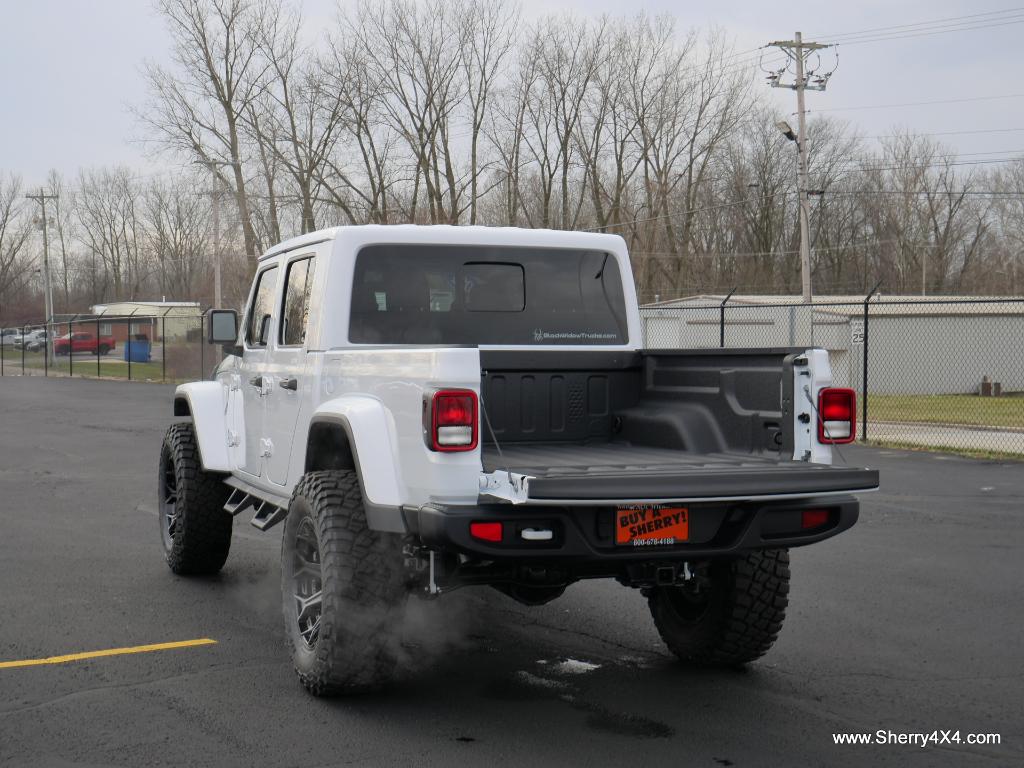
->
[615,505,689,546]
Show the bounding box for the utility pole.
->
[197,160,228,308]
[25,189,58,340]
[765,32,835,303]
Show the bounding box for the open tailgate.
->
[482,444,879,502]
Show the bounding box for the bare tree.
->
[76,168,147,300]
[347,0,467,223]
[46,170,77,312]
[459,0,518,223]
[322,30,401,223]
[141,0,271,262]
[145,176,211,298]
[113,0,1024,301]
[247,4,351,233]
[0,174,32,311]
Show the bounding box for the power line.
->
[836,18,1024,47]
[825,189,1024,196]
[825,150,1024,173]
[827,14,1024,45]
[845,148,1024,159]
[836,157,1024,174]
[813,7,1024,40]
[808,93,1024,114]
[633,238,944,259]
[589,183,1024,234]
[864,127,1024,140]
[585,190,800,233]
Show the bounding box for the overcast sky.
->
[3,0,1023,186]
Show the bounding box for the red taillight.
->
[470,521,503,542]
[818,387,856,444]
[427,389,478,452]
[801,509,830,530]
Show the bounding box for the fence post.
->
[68,320,74,377]
[162,314,167,383]
[127,320,132,381]
[96,318,101,377]
[199,314,205,381]
[21,324,26,374]
[720,287,737,348]
[44,322,48,377]
[861,282,881,442]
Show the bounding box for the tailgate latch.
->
[478,470,532,504]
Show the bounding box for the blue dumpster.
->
[124,338,152,362]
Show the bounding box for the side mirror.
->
[207,308,238,344]
[208,308,242,356]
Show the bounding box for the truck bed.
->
[482,442,878,501]
[479,349,879,503]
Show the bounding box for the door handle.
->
[279,377,298,391]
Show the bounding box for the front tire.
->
[281,470,407,696]
[648,549,790,667]
[158,423,232,575]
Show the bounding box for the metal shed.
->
[641,295,1024,395]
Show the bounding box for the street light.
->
[777,119,812,303]
[776,120,798,143]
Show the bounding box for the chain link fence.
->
[641,298,1024,457]
[4,299,1022,456]
[0,311,210,383]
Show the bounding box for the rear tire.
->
[281,470,407,696]
[98,344,110,356]
[158,423,232,575]
[648,549,790,667]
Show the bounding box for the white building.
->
[641,295,1024,395]
[88,301,203,343]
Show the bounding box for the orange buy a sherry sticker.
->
[615,505,689,544]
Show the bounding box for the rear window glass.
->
[349,245,627,345]
[464,263,524,311]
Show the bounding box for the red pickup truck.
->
[53,332,116,356]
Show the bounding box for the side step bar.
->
[223,478,290,532]
[250,499,288,531]
[224,488,255,517]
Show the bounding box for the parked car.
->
[162,225,878,697]
[18,329,48,351]
[53,332,116,356]
[1,329,19,347]
[5,329,28,348]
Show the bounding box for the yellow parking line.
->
[0,638,217,669]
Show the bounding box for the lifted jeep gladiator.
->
[160,225,878,695]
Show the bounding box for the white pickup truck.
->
[160,225,878,696]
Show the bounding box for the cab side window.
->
[280,256,316,346]
[245,266,279,347]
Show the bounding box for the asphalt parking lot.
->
[1,376,1021,767]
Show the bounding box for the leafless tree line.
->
[0,169,216,320]
[3,0,1024,323]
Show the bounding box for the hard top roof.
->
[259,224,627,260]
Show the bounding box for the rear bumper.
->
[413,494,859,564]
